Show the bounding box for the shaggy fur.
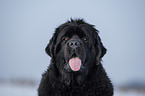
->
[38,19,113,96]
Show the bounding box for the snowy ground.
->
[114,89,145,96]
[0,83,145,96]
[0,83,37,96]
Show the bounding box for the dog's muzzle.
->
[68,40,80,49]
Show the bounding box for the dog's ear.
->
[45,28,59,57]
[45,38,54,57]
[93,31,107,64]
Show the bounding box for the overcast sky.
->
[0,0,145,85]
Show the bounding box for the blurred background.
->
[0,0,145,96]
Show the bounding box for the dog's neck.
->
[59,71,87,86]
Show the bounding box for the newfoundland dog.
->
[38,19,113,96]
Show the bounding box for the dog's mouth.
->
[68,53,82,71]
[64,50,86,72]
[69,57,82,71]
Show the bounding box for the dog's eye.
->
[64,37,69,41]
[62,36,69,41]
[83,37,88,41]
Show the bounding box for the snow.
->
[0,84,37,96]
[0,84,145,96]
[114,89,145,96]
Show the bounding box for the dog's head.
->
[45,19,106,75]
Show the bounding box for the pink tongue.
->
[69,57,81,71]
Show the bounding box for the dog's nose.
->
[68,40,80,49]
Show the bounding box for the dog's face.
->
[46,19,106,78]
[55,26,96,74]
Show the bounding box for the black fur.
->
[38,19,113,96]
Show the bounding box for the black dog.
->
[38,19,113,96]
